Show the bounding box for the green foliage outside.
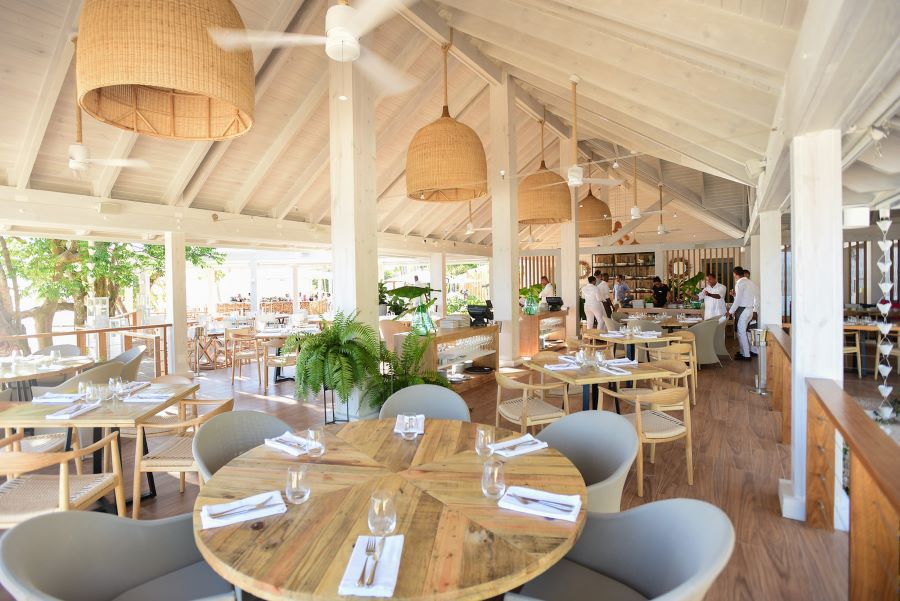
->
[518,283,544,302]
[384,285,438,319]
[445,292,483,315]
[363,333,450,411]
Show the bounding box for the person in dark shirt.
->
[651,276,669,307]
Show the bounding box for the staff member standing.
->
[743,269,760,355]
[728,266,753,360]
[651,276,669,308]
[538,275,555,302]
[698,273,727,320]
[581,276,603,329]
[613,275,630,307]
[597,273,613,317]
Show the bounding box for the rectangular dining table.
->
[583,331,681,361]
[0,382,199,500]
[525,361,676,411]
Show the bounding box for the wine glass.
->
[368,490,397,537]
[285,465,311,505]
[49,350,60,365]
[306,427,325,458]
[475,425,494,459]
[481,459,507,500]
[399,414,418,441]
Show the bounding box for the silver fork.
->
[509,494,574,512]
[208,497,278,519]
[357,537,377,586]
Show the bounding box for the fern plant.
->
[363,333,450,411]
[284,311,380,404]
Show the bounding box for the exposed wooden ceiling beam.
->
[92,131,138,198]
[9,0,82,189]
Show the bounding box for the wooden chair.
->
[873,332,899,380]
[601,386,693,497]
[262,339,297,394]
[671,331,699,398]
[225,328,261,385]
[648,342,697,405]
[843,331,862,378]
[0,432,125,528]
[495,372,568,434]
[131,398,234,519]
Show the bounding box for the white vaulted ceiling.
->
[0,0,816,250]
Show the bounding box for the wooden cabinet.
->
[592,252,656,295]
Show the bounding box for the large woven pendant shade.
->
[406,41,487,202]
[76,0,255,141]
[578,191,612,237]
[519,118,571,224]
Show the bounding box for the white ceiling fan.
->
[210,0,419,97]
[637,184,682,236]
[68,100,149,177]
[524,225,541,244]
[449,201,490,237]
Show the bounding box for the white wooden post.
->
[328,52,378,418]
[248,260,259,315]
[291,264,299,313]
[759,210,783,325]
[749,234,760,283]
[489,71,520,363]
[164,231,190,377]
[429,253,446,318]
[782,129,843,521]
[558,132,579,338]
[654,250,666,280]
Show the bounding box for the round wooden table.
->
[193,419,587,601]
[0,356,94,401]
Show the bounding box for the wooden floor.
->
[1,354,853,600]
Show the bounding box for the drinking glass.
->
[368,490,397,536]
[285,465,311,505]
[475,425,494,459]
[49,350,60,364]
[399,414,418,441]
[481,459,507,500]
[306,427,325,458]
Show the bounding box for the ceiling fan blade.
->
[89,158,151,169]
[208,28,327,51]
[533,179,570,190]
[583,177,623,186]
[348,0,419,38]
[356,48,419,97]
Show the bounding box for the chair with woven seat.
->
[0,511,235,601]
[132,398,233,518]
[629,320,665,362]
[495,372,568,434]
[378,384,470,421]
[262,339,297,394]
[193,410,291,481]
[504,499,735,601]
[670,330,699,402]
[226,328,261,385]
[536,411,638,513]
[648,343,697,405]
[843,331,862,378]
[0,431,125,528]
[602,385,693,497]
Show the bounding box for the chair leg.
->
[856,349,862,379]
[649,443,656,464]
[231,355,236,384]
[132,443,143,520]
[636,442,644,497]
[685,434,694,486]
[179,472,186,493]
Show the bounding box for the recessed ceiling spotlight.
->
[337,94,348,101]
[612,160,619,169]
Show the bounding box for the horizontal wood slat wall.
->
[664,247,743,292]
[519,256,556,290]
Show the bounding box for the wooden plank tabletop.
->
[0,383,198,428]
[193,419,587,601]
[0,356,94,384]
[583,332,681,345]
[525,361,677,386]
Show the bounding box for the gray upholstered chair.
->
[713,319,729,359]
[378,384,471,421]
[31,344,82,358]
[0,511,234,601]
[687,319,721,367]
[536,411,638,512]
[192,410,290,481]
[107,345,147,381]
[505,499,735,601]
[31,361,125,397]
[603,316,621,332]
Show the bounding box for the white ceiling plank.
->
[91,131,138,198]
[9,0,81,189]
[272,145,330,220]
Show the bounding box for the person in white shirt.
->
[538,275,555,302]
[698,274,727,320]
[743,269,760,354]
[581,276,603,329]
[595,271,613,318]
[728,266,754,360]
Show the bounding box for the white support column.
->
[291,265,299,313]
[559,132,579,339]
[759,210,783,325]
[164,231,190,377]
[654,250,666,280]
[489,71,520,363]
[782,129,843,522]
[429,253,446,318]
[749,234,760,282]
[249,260,259,315]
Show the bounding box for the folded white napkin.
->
[393,414,425,435]
[598,366,630,376]
[489,434,548,458]
[559,355,579,364]
[498,486,581,522]
[264,431,319,457]
[337,535,405,598]
[45,402,101,420]
[33,393,85,404]
[543,363,573,371]
[200,490,287,530]
[124,393,170,402]
[603,331,625,337]
[634,332,661,338]
[605,358,638,366]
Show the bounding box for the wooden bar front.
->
[518,311,567,357]
[766,324,792,444]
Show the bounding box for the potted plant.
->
[519,283,543,315]
[387,285,440,335]
[284,311,380,416]
[378,282,389,317]
[363,334,450,411]
[644,295,655,308]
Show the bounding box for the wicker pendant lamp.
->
[578,157,612,237]
[518,115,571,224]
[75,0,255,141]
[406,38,487,202]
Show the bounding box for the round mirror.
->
[578,260,591,279]
[669,257,690,277]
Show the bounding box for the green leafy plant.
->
[386,285,439,319]
[445,292,483,314]
[363,334,450,411]
[284,311,380,404]
[668,271,705,303]
[518,283,544,302]
[378,281,389,306]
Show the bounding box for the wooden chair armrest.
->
[597,386,642,402]
[0,432,25,450]
[526,380,569,391]
[139,399,233,432]
[69,432,119,461]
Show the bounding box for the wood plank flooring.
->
[0,354,852,600]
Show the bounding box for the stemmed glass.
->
[306,427,325,458]
[398,414,418,441]
[285,465,311,505]
[481,459,507,500]
[475,425,494,460]
[368,490,397,537]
